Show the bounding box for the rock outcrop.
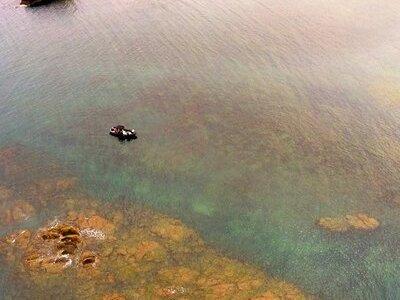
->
[1,205,308,299]
[316,214,380,232]
[0,186,13,200]
[0,185,35,226]
[0,146,308,299]
[3,222,102,274]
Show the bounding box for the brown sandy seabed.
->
[0,145,310,300]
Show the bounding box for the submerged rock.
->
[158,266,199,284]
[80,251,99,267]
[0,194,35,226]
[4,201,35,224]
[133,240,165,262]
[0,149,309,299]
[316,217,349,232]
[0,206,308,299]
[251,281,305,299]
[155,285,188,298]
[28,177,77,196]
[2,222,102,274]
[0,146,28,178]
[150,217,197,242]
[102,293,126,300]
[72,213,116,236]
[3,230,31,249]
[0,186,13,200]
[346,214,380,230]
[316,214,379,232]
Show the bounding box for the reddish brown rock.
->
[0,147,310,299]
[345,214,380,231]
[158,266,199,284]
[0,186,13,201]
[71,213,116,236]
[155,286,188,298]
[251,281,306,300]
[316,217,349,232]
[237,278,264,291]
[2,222,103,275]
[209,282,236,297]
[102,293,126,300]
[0,146,17,161]
[150,218,196,242]
[25,224,82,273]
[55,178,77,191]
[0,207,309,299]
[133,240,165,261]
[252,291,281,300]
[316,213,380,232]
[11,201,35,222]
[3,230,31,249]
[112,211,124,226]
[29,177,77,196]
[80,251,99,268]
[0,146,24,177]
[1,201,35,225]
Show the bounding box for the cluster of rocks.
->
[0,147,308,300]
[1,144,388,299]
[22,224,98,273]
[1,203,306,299]
[316,214,380,233]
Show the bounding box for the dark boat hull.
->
[109,132,137,140]
[20,0,52,6]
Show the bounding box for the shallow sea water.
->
[1,0,400,298]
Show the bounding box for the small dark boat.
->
[20,0,51,6]
[109,125,137,140]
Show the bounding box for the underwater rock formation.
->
[316,214,379,232]
[28,177,77,196]
[0,185,13,200]
[102,293,126,300]
[0,146,309,299]
[150,217,197,242]
[2,222,100,274]
[0,146,28,178]
[0,185,35,226]
[2,201,35,225]
[1,203,308,299]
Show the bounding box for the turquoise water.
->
[1,0,400,297]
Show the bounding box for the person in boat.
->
[110,125,136,139]
[110,125,124,135]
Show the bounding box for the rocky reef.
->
[0,146,309,299]
[0,185,35,226]
[1,202,307,298]
[316,214,379,233]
